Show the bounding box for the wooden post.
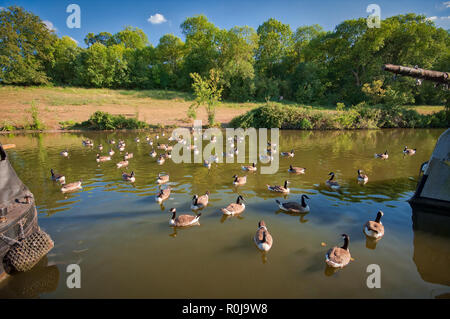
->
[383,64,450,84]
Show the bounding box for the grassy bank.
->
[0,86,446,131]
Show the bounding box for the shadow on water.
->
[411,207,450,288]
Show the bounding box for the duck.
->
[123,152,133,160]
[191,191,210,210]
[96,154,111,162]
[326,172,340,189]
[150,149,157,157]
[61,180,82,193]
[232,174,247,186]
[242,163,257,172]
[169,208,201,227]
[281,150,295,157]
[403,146,416,155]
[108,149,115,156]
[357,169,369,184]
[254,220,273,252]
[276,195,310,213]
[267,180,290,193]
[325,234,351,268]
[156,173,169,184]
[116,160,129,168]
[156,187,171,203]
[50,169,65,184]
[375,150,388,159]
[203,160,211,169]
[288,165,305,174]
[221,195,245,216]
[60,150,69,157]
[122,171,135,182]
[364,211,385,239]
[157,155,165,165]
[98,144,103,151]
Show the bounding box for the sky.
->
[1,0,449,47]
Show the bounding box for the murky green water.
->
[0,128,449,298]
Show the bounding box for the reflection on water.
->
[0,128,449,298]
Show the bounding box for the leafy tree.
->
[51,36,80,84]
[0,6,57,84]
[109,26,149,49]
[154,34,185,88]
[84,32,112,47]
[188,69,223,126]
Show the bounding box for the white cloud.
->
[427,16,438,21]
[43,20,57,32]
[440,16,450,19]
[427,15,450,21]
[148,13,167,24]
[444,1,450,8]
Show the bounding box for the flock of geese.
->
[49,130,417,269]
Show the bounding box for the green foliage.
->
[26,101,45,130]
[336,102,345,111]
[0,6,57,85]
[80,111,148,130]
[189,69,223,126]
[230,103,449,130]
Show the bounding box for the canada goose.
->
[82,140,93,147]
[163,152,172,159]
[156,187,171,203]
[267,180,290,193]
[96,154,111,162]
[50,169,65,184]
[403,146,416,155]
[210,155,219,163]
[109,139,116,144]
[233,174,247,186]
[157,143,166,150]
[118,145,125,152]
[325,234,351,268]
[108,149,115,156]
[156,173,169,184]
[234,147,239,155]
[169,208,201,227]
[135,137,140,143]
[123,152,133,160]
[166,145,173,151]
[259,151,273,162]
[242,163,257,171]
[326,172,340,189]
[157,155,165,165]
[254,220,273,252]
[357,169,369,184]
[375,150,388,159]
[210,136,217,143]
[364,211,385,239]
[98,144,103,151]
[122,171,135,182]
[288,165,305,174]
[61,180,82,193]
[148,140,153,146]
[118,140,125,147]
[155,135,159,140]
[150,149,157,157]
[145,136,150,141]
[116,160,129,168]
[221,195,245,216]
[191,191,210,210]
[276,195,310,213]
[60,150,69,157]
[281,150,295,157]
[203,160,211,169]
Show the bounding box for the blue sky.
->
[1,0,449,47]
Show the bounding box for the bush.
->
[80,111,148,130]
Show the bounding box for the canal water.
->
[0,128,449,298]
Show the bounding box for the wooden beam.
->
[2,144,16,150]
[383,64,450,84]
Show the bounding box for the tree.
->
[0,6,57,85]
[110,26,149,49]
[51,36,80,84]
[84,32,112,47]
[188,69,223,126]
[154,34,185,88]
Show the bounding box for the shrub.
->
[80,111,148,130]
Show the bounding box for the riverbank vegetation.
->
[0,6,448,131]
